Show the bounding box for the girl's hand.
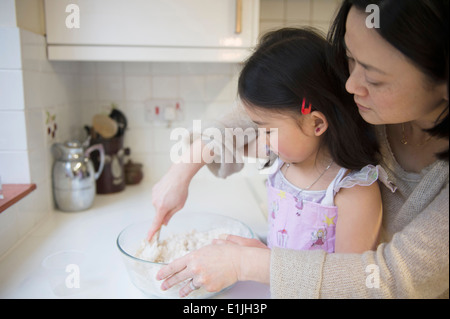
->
[147,139,212,241]
[147,164,190,241]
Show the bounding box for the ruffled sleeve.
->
[334,164,397,194]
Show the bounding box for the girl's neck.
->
[282,149,338,191]
[288,149,333,173]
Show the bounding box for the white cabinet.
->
[44,0,260,62]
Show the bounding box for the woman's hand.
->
[157,243,242,297]
[214,234,269,249]
[156,235,270,297]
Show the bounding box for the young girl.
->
[238,28,386,253]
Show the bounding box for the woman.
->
[152,0,449,298]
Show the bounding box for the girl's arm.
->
[148,139,211,241]
[334,182,383,253]
[149,106,260,240]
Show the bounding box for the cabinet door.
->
[45,0,259,48]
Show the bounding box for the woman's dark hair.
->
[238,27,380,170]
[328,0,449,161]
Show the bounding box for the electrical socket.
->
[144,99,184,126]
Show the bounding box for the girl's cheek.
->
[269,134,279,155]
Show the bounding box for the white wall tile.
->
[311,21,332,35]
[151,62,180,76]
[203,101,236,121]
[311,0,340,22]
[21,70,43,109]
[179,63,207,75]
[0,150,30,183]
[202,63,233,75]
[125,76,151,102]
[182,101,206,122]
[0,111,27,150]
[0,27,21,69]
[152,76,179,99]
[286,0,311,22]
[0,0,17,27]
[124,62,151,76]
[124,127,154,154]
[27,147,48,184]
[204,75,235,102]
[0,70,24,110]
[146,153,173,182]
[96,61,123,75]
[259,21,285,35]
[260,0,285,20]
[25,109,45,151]
[79,74,97,102]
[151,126,178,154]
[179,75,205,101]
[78,61,97,75]
[260,0,340,34]
[37,72,56,108]
[123,101,150,129]
[20,29,47,72]
[97,75,124,101]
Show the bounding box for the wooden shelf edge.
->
[0,184,37,214]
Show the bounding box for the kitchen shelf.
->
[47,45,252,62]
[0,184,37,214]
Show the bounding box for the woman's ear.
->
[310,111,328,136]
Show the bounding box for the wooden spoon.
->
[149,228,161,246]
[92,114,118,139]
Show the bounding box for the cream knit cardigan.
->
[197,106,449,299]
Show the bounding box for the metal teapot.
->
[52,141,105,211]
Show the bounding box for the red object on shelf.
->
[0,184,37,213]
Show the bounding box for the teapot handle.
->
[85,144,105,180]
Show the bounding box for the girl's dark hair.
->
[328,0,449,161]
[238,27,380,170]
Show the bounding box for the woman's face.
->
[344,7,447,128]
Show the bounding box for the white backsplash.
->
[79,61,241,184]
[0,0,341,258]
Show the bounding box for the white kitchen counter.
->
[0,174,270,299]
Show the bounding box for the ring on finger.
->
[189,279,200,290]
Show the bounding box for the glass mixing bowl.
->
[116,212,254,298]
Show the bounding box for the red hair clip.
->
[301,98,312,115]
